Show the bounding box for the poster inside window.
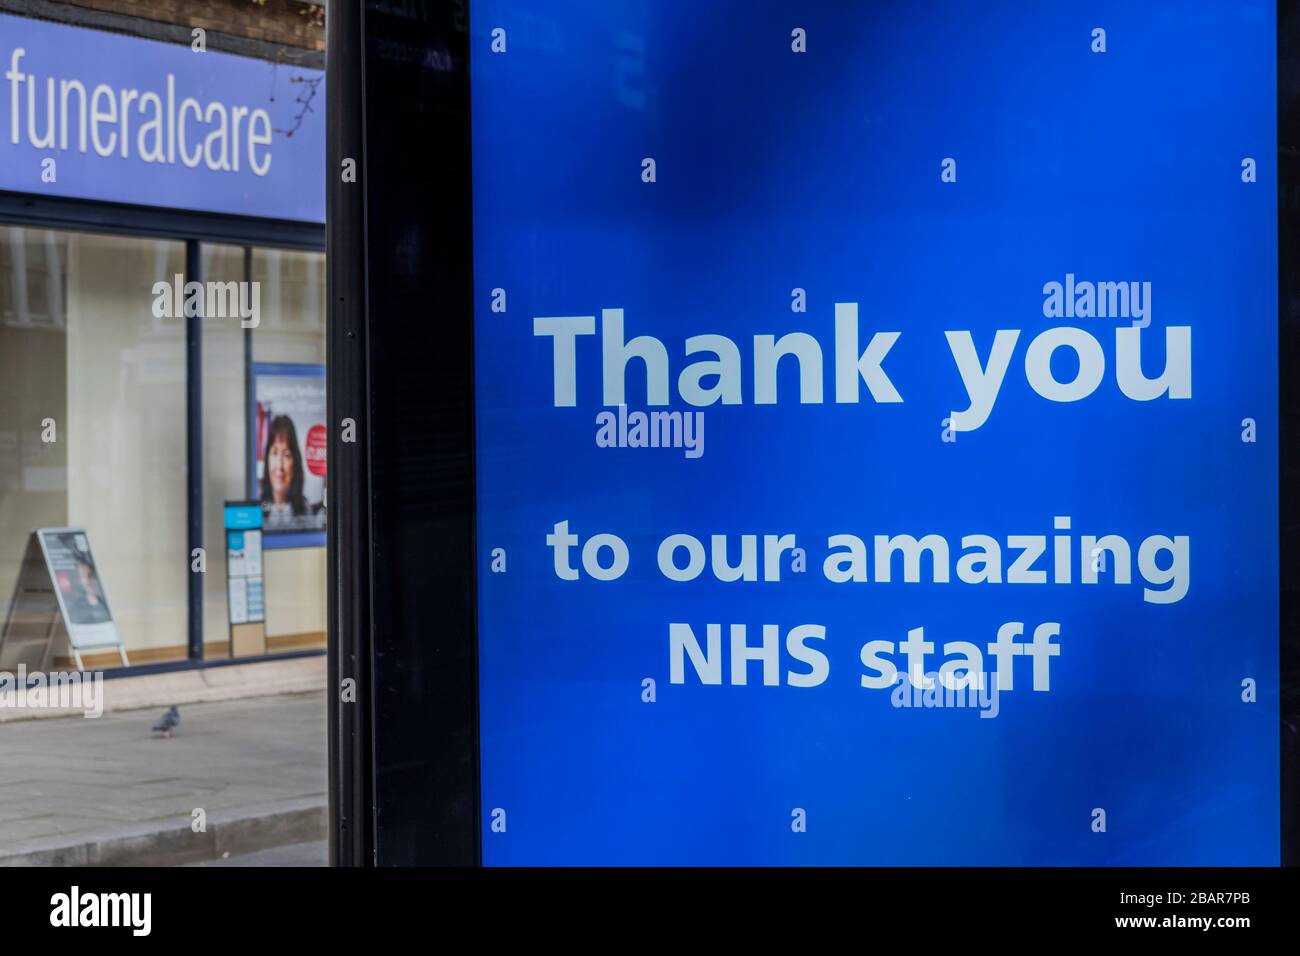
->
[250,363,326,548]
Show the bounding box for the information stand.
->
[224,501,266,657]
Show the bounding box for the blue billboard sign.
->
[0,12,324,223]
[469,1,1278,864]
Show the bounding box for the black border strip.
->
[326,0,375,867]
[1278,0,1299,868]
[326,0,480,866]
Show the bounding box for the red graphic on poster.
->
[305,424,327,477]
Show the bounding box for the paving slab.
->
[0,690,327,866]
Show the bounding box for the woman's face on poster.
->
[268,434,295,502]
[77,562,101,601]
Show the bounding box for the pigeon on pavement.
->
[151,705,180,738]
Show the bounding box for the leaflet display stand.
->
[225,501,267,657]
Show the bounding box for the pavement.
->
[187,839,327,866]
[0,690,327,866]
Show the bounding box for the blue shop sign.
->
[0,12,324,223]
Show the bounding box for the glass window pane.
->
[0,227,69,640]
[64,232,186,664]
[251,247,327,652]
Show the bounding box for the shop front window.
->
[1,228,187,667]
[0,228,324,668]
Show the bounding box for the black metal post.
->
[185,239,203,662]
[327,0,374,867]
[244,244,253,474]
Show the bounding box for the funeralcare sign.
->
[0,12,323,222]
